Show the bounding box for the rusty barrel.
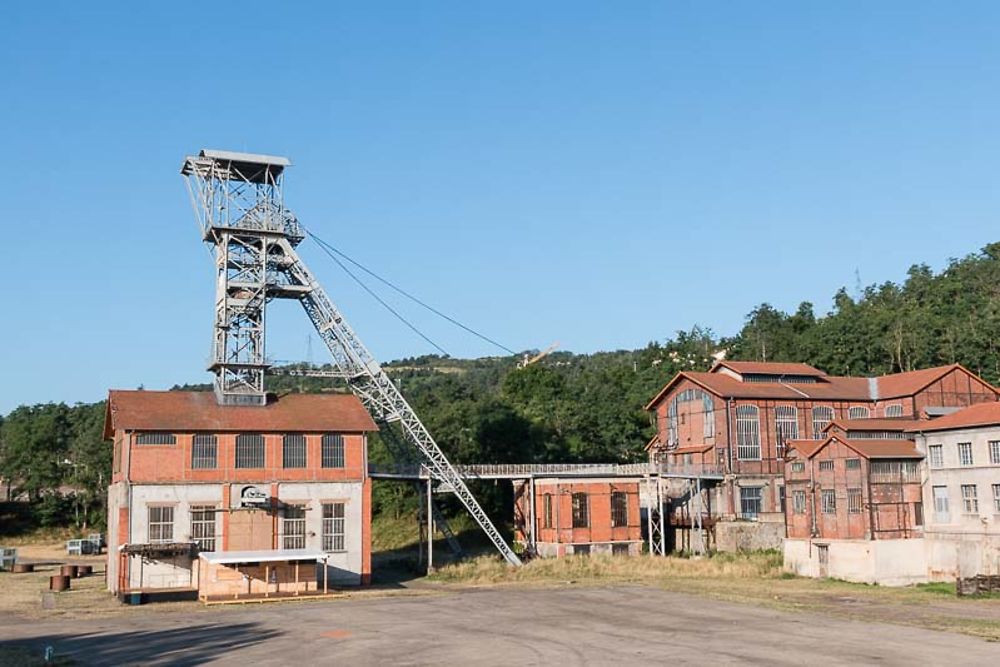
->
[76,564,93,577]
[60,564,78,578]
[12,563,34,573]
[50,575,71,591]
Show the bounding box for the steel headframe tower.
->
[181,149,522,566]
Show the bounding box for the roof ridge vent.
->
[868,377,879,400]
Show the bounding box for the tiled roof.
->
[104,390,378,438]
[714,361,825,377]
[825,418,922,433]
[905,401,1000,433]
[788,435,922,460]
[669,444,714,455]
[646,363,995,409]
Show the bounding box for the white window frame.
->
[847,488,862,514]
[322,502,346,552]
[735,405,761,460]
[928,444,943,468]
[812,406,834,439]
[821,490,836,514]
[739,486,763,519]
[932,486,950,523]
[961,484,979,514]
[191,506,217,552]
[148,506,174,543]
[958,442,973,467]
[993,484,1000,514]
[282,504,307,549]
[990,440,1000,465]
[792,490,806,514]
[774,406,798,456]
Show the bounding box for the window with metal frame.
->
[847,488,862,514]
[958,442,974,466]
[792,490,806,514]
[775,406,798,456]
[739,487,762,519]
[735,405,761,460]
[993,484,1000,513]
[283,434,307,468]
[611,491,628,528]
[191,434,217,469]
[791,461,805,473]
[812,406,834,439]
[543,494,553,529]
[322,502,345,551]
[148,506,174,543]
[848,406,871,420]
[283,505,306,549]
[990,441,1000,465]
[235,433,265,468]
[136,432,176,446]
[191,506,216,551]
[928,445,943,468]
[321,434,345,468]
[845,458,861,471]
[818,460,834,471]
[870,460,921,483]
[884,404,903,417]
[666,389,715,447]
[821,490,836,514]
[961,484,978,514]
[571,493,589,528]
[933,486,950,522]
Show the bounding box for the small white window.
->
[821,490,836,514]
[933,486,950,522]
[928,445,943,468]
[993,484,1000,514]
[990,441,1000,465]
[148,506,174,543]
[847,488,862,514]
[961,484,979,514]
[958,443,974,467]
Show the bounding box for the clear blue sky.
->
[1,1,997,414]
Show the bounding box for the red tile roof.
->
[104,390,378,439]
[825,418,922,433]
[788,435,921,460]
[905,401,1000,433]
[669,444,714,455]
[646,363,996,410]
[714,361,826,377]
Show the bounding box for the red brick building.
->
[513,478,643,557]
[104,390,378,599]
[783,419,925,583]
[644,361,996,548]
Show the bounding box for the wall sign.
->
[240,485,269,507]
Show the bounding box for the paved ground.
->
[2,585,998,665]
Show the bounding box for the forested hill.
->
[3,242,1000,529]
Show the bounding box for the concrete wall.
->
[715,519,784,552]
[534,541,642,558]
[784,538,928,586]
[925,532,1000,579]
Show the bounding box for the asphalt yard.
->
[2,584,999,666]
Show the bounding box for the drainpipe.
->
[725,399,735,516]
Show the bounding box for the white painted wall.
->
[784,538,927,586]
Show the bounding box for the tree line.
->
[4,242,1000,531]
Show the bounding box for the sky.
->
[1,1,998,414]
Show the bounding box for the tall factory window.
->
[739,487,762,519]
[283,505,306,549]
[961,485,979,514]
[848,406,871,419]
[735,406,761,460]
[792,490,806,514]
[845,458,861,470]
[777,485,786,514]
[148,506,174,543]
[136,432,176,446]
[990,441,1000,465]
[821,490,836,514]
[933,486,950,522]
[774,406,798,456]
[913,502,924,526]
[847,488,862,514]
[191,506,216,552]
[884,404,904,417]
[322,502,345,551]
[791,461,805,473]
[235,433,265,468]
[543,494,553,529]
[571,493,589,528]
[611,491,628,527]
[321,434,345,468]
[283,434,307,468]
[191,434,217,469]
[958,442,974,466]
[811,406,834,439]
[993,484,1000,513]
[818,460,834,471]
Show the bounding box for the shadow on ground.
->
[371,527,500,586]
[2,622,283,666]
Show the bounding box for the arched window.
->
[735,405,761,460]
[775,406,798,456]
[848,406,871,420]
[884,404,903,418]
[812,406,834,439]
